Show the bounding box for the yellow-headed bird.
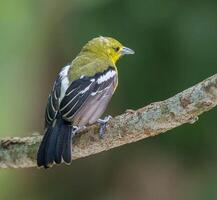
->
[37,36,134,168]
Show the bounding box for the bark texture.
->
[0,74,217,168]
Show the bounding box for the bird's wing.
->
[59,66,117,122]
[45,75,61,128]
[45,65,70,128]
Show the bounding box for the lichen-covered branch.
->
[0,74,217,169]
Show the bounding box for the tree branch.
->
[1,74,217,168]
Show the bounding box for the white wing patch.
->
[60,65,70,101]
[97,70,116,84]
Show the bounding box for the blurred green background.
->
[0,0,217,199]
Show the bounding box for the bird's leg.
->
[97,115,112,138]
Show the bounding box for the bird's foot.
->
[97,115,112,138]
[72,125,87,135]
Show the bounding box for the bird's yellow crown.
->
[81,36,134,64]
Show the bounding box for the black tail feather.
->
[54,127,65,164]
[37,126,52,168]
[44,120,62,166]
[55,124,72,164]
[37,118,73,168]
[62,126,73,164]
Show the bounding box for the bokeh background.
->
[0,0,217,199]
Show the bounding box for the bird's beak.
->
[120,46,135,55]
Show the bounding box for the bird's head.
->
[81,36,135,64]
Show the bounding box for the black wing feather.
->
[60,77,91,114]
[45,75,62,128]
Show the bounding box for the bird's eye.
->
[113,47,120,52]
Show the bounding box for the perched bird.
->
[37,36,134,168]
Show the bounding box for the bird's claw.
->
[97,115,112,138]
[72,125,87,135]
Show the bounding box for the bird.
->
[37,36,134,168]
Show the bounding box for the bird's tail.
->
[37,118,73,168]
